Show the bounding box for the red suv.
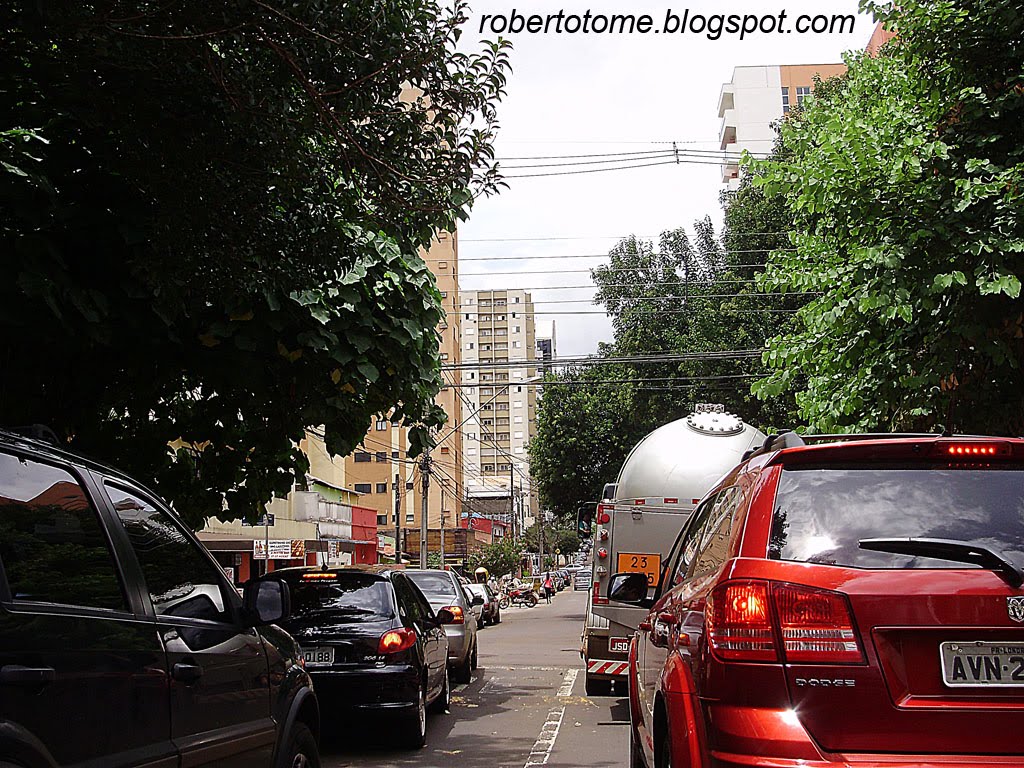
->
[613,433,1024,768]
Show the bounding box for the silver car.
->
[405,569,480,683]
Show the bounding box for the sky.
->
[456,0,876,356]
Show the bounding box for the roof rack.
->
[741,431,943,462]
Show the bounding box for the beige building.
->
[718,63,847,189]
[343,232,465,547]
[459,289,539,533]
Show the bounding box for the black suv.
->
[0,430,321,768]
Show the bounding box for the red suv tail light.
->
[774,583,864,664]
[707,580,865,664]
[379,628,417,654]
[707,581,776,661]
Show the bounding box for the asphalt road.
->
[320,588,629,768]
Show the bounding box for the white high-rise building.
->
[460,289,538,532]
[718,63,846,190]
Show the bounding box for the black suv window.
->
[105,483,232,622]
[0,452,126,611]
[769,465,1024,569]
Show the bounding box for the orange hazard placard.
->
[616,552,661,587]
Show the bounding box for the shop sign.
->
[253,539,293,559]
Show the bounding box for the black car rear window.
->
[280,573,393,620]
[769,465,1024,569]
[406,571,457,598]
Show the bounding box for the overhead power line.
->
[453,292,814,307]
[457,249,791,261]
[441,349,763,371]
[460,264,789,276]
[459,231,791,242]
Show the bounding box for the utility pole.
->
[420,452,431,569]
[539,510,545,575]
[394,473,402,565]
[508,463,516,538]
[439,480,447,569]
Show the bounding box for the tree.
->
[751,0,1024,434]
[0,2,510,527]
[523,519,580,556]
[528,365,641,519]
[466,536,522,580]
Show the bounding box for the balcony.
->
[717,83,735,117]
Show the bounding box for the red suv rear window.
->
[768,464,1024,569]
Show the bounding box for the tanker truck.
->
[578,404,765,695]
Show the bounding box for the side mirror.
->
[608,572,649,605]
[576,504,594,537]
[436,608,456,625]
[244,579,290,626]
[471,595,485,607]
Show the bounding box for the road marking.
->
[523,669,574,768]
[524,706,565,768]
[557,669,578,697]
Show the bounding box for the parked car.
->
[406,569,480,683]
[465,583,501,626]
[463,583,485,628]
[0,429,321,768]
[262,565,451,749]
[617,433,1024,768]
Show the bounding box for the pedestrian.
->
[543,572,553,604]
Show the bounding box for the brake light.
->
[378,628,417,654]
[935,441,1012,458]
[444,605,465,624]
[774,584,864,664]
[707,581,776,661]
[593,578,607,606]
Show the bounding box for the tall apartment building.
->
[718,63,847,190]
[343,231,464,553]
[536,320,557,372]
[460,289,538,533]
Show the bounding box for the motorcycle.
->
[499,586,538,609]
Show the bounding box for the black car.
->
[0,429,321,768]
[266,566,452,749]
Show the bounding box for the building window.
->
[406,482,414,490]
[354,483,371,493]
[440,291,447,298]
[439,261,448,270]
[375,483,388,494]
[377,514,388,526]
[376,419,388,431]
[514,296,520,303]
[465,327,474,335]
[514,431,524,439]
[375,452,387,462]
[513,401,523,409]
[511,313,517,319]
[515,446,525,454]
[406,513,415,523]
[796,85,811,106]
[392,451,399,459]
[781,86,791,114]
[354,451,371,463]
[440,353,449,361]
[466,342,474,350]
[468,448,477,456]
[514,416,523,424]
[440,446,450,455]
[512,326,520,333]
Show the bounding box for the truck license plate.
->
[610,638,630,654]
[940,641,1024,687]
[616,553,661,587]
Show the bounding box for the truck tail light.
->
[379,628,417,654]
[774,584,864,663]
[707,581,776,661]
[593,579,607,606]
[707,581,865,665]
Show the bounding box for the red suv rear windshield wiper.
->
[859,537,1024,588]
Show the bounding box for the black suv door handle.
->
[172,661,204,685]
[0,664,56,686]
